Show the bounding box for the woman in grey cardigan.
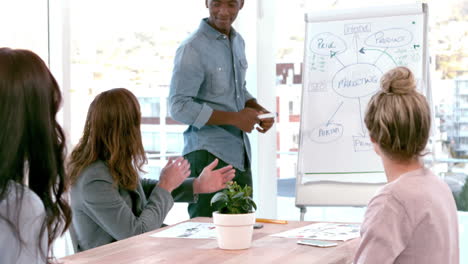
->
[68,88,235,251]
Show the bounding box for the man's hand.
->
[234,108,260,133]
[193,159,236,194]
[157,157,191,193]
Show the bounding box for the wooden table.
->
[59,217,359,264]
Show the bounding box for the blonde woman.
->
[354,67,459,263]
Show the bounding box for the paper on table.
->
[150,222,217,239]
[270,223,360,241]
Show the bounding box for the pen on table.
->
[256,218,288,224]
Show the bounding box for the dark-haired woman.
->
[354,67,459,264]
[0,48,72,263]
[68,88,235,251]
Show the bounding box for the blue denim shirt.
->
[169,18,254,171]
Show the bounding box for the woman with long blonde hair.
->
[68,88,234,251]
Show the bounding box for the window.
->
[69,0,206,161]
[139,97,161,118]
[0,0,49,64]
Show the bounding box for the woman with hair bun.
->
[354,67,459,264]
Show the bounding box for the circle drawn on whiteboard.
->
[364,28,413,48]
[309,123,344,144]
[309,32,347,56]
[332,63,383,99]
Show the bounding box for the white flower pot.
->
[212,211,255,250]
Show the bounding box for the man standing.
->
[169,0,274,218]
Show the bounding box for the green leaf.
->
[210,192,228,205]
[232,192,245,200]
[245,197,257,211]
[215,181,257,214]
[213,201,227,211]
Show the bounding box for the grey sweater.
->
[70,160,195,251]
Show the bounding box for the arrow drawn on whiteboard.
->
[359,47,397,66]
[327,101,344,126]
[330,51,345,68]
[358,97,367,136]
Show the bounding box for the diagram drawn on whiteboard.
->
[300,16,424,182]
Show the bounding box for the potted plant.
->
[210,181,257,250]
